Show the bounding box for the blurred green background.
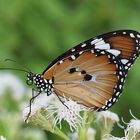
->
[0,0,140,139]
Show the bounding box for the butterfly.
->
[25,30,140,121]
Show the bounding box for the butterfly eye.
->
[26,72,35,85]
[26,79,33,86]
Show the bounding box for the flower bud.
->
[96,111,119,139]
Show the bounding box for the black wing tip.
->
[114,29,140,35]
[99,29,140,36]
[42,29,140,75]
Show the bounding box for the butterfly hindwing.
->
[43,49,125,110]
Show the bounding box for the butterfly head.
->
[26,72,54,94]
[26,72,36,86]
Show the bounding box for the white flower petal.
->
[125,119,140,139]
[46,97,88,131]
[23,92,88,130]
[22,93,56,121]
[96,110,119,122]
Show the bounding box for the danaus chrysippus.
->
[5,30,140,121]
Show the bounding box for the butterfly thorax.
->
[27,72,54,95]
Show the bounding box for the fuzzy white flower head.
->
[96,110,119,123]
[96,111,119,139]
[47,97,88,131]
[0,136,6,140]
[23,93,56,121]
[122,110,140,139]
[23,92,88,131]
[125,119,140,139]
[0,72,25,100]
[127,119,140,132]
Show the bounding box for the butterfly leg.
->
[25,89,41,122]
[31,88,38,98]
[54,92,69,109]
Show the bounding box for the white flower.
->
[23,92,88,131]
[96,111,119,139]
[0,136,6,140]
[127,119,140,132]
[125,119,140,139]
[96,111,119,123]
[23,93,56,121]
[121,110,140,140]
[47,97,88,131]
[0,72,25,100]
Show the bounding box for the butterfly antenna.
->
[0,68,30,73]
[4,59,32,72]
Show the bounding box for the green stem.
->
[54,127,70,140]
[78,111,94,140]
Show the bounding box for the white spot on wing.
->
[130,33,135,38]
[100,51,105,54]
[90,75,97,82]
[71,49,75,52]
[71,55,76,60]
[125,66,128,69]
[95,40,105,45]
[59,60,63,64]
[102,105,106,109]
[116,92,120,96]
[91,38,102,45]
[49,79,52,84]
[113,98,116,102]
[137,34,140,38]
[121,59,129,64]
[106,49,121,56]
[127,63,131,66]
[95,43,110,50]
[79,51,83,55]
[81,43,86,47]
[108,103,112,107]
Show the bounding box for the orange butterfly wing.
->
[43,50,124,110]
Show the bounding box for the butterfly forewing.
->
[43,30,140,76]
[95,30,140,74]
